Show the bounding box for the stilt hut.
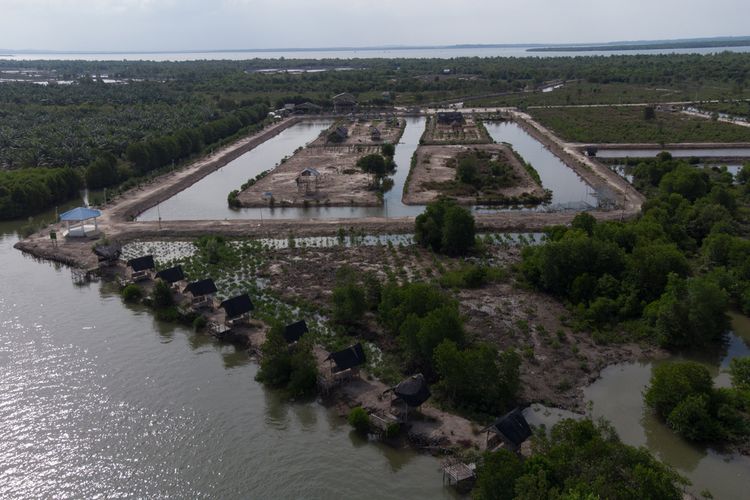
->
[370,127,381,141]
[481,408,532,452]
[219,293,254,326]
[385,373,431,423]
[155,265,185,290]
[183,278,217,310]
[326,342,366,381]
[283,320,309,344]
[126,255,155,282]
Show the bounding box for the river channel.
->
[0,219,456,499]
[139,118,599,221]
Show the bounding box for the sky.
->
[0,0,748,52]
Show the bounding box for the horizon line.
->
[3,35,750,55]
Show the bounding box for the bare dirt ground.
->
[237,119,405,208]
[421,115,492,145]
[309,117,405,147]
[403,144,547,205]
[237,145,381,207]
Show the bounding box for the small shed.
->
[296,167,321,194]
[370,127,382,141]
[60,206,102,238]
[283,320,309,344]
[184,278,218,309]
[156,265,185,289]
[326,342,366,375]
[482,408,532,452]
[93,243,121,267]
[437,111,464,125]
[295,102,322,114]
[220,293,254,325]
[127,255,155,282]
[332,92,357,113]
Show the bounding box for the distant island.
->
[529,37,750,52]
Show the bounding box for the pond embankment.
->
[106,117,304,222]
[509,112,645,213]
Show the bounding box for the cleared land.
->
[404,144,548,205]
[237,119,404,207]
[421,114,491,144]
[530,106,750,143]
[309,117,403,147]
[260,243,654,412]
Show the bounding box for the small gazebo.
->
[60,207,102,238]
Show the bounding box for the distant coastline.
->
[529,38,750,52]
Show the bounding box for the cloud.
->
[0,0,748,52]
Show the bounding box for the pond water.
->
[484,122,600,209]
[596,148,750,158]
[0,218,454,499]
[140,118,603,221]
[583,313,750,499]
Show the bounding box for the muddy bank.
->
[403,144,547,205]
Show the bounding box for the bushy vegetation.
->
[645,361,750,443]
[531,106,750,143]
[473,419,687,500]
[0,167,82,219]
[121,284,143,303]
[347,407,370,434]
[377,281,519,414]
[424,150,550,205]
[415,198,476,256]
[256,323,318,397]
[521,154,749,345]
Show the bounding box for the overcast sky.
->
[1,0,748,52]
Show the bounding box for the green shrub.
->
[152,279,174,308]
[121,284,143,303]
[385,422,401,439]
[193,315,208,331]
[348,407,370,434]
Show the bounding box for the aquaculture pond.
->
[0,218,457,499]
[139,117,605,222]
[484,121,601,209]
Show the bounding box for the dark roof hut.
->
[482,408,532,451]
[127,255,155,272]
[391,374,431,408]
[283,320,309,343]
[184,278,217,297]
[220,293,254,320]
[156,265,185,284]
[326,342,366,373]
[126,255,155,282]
